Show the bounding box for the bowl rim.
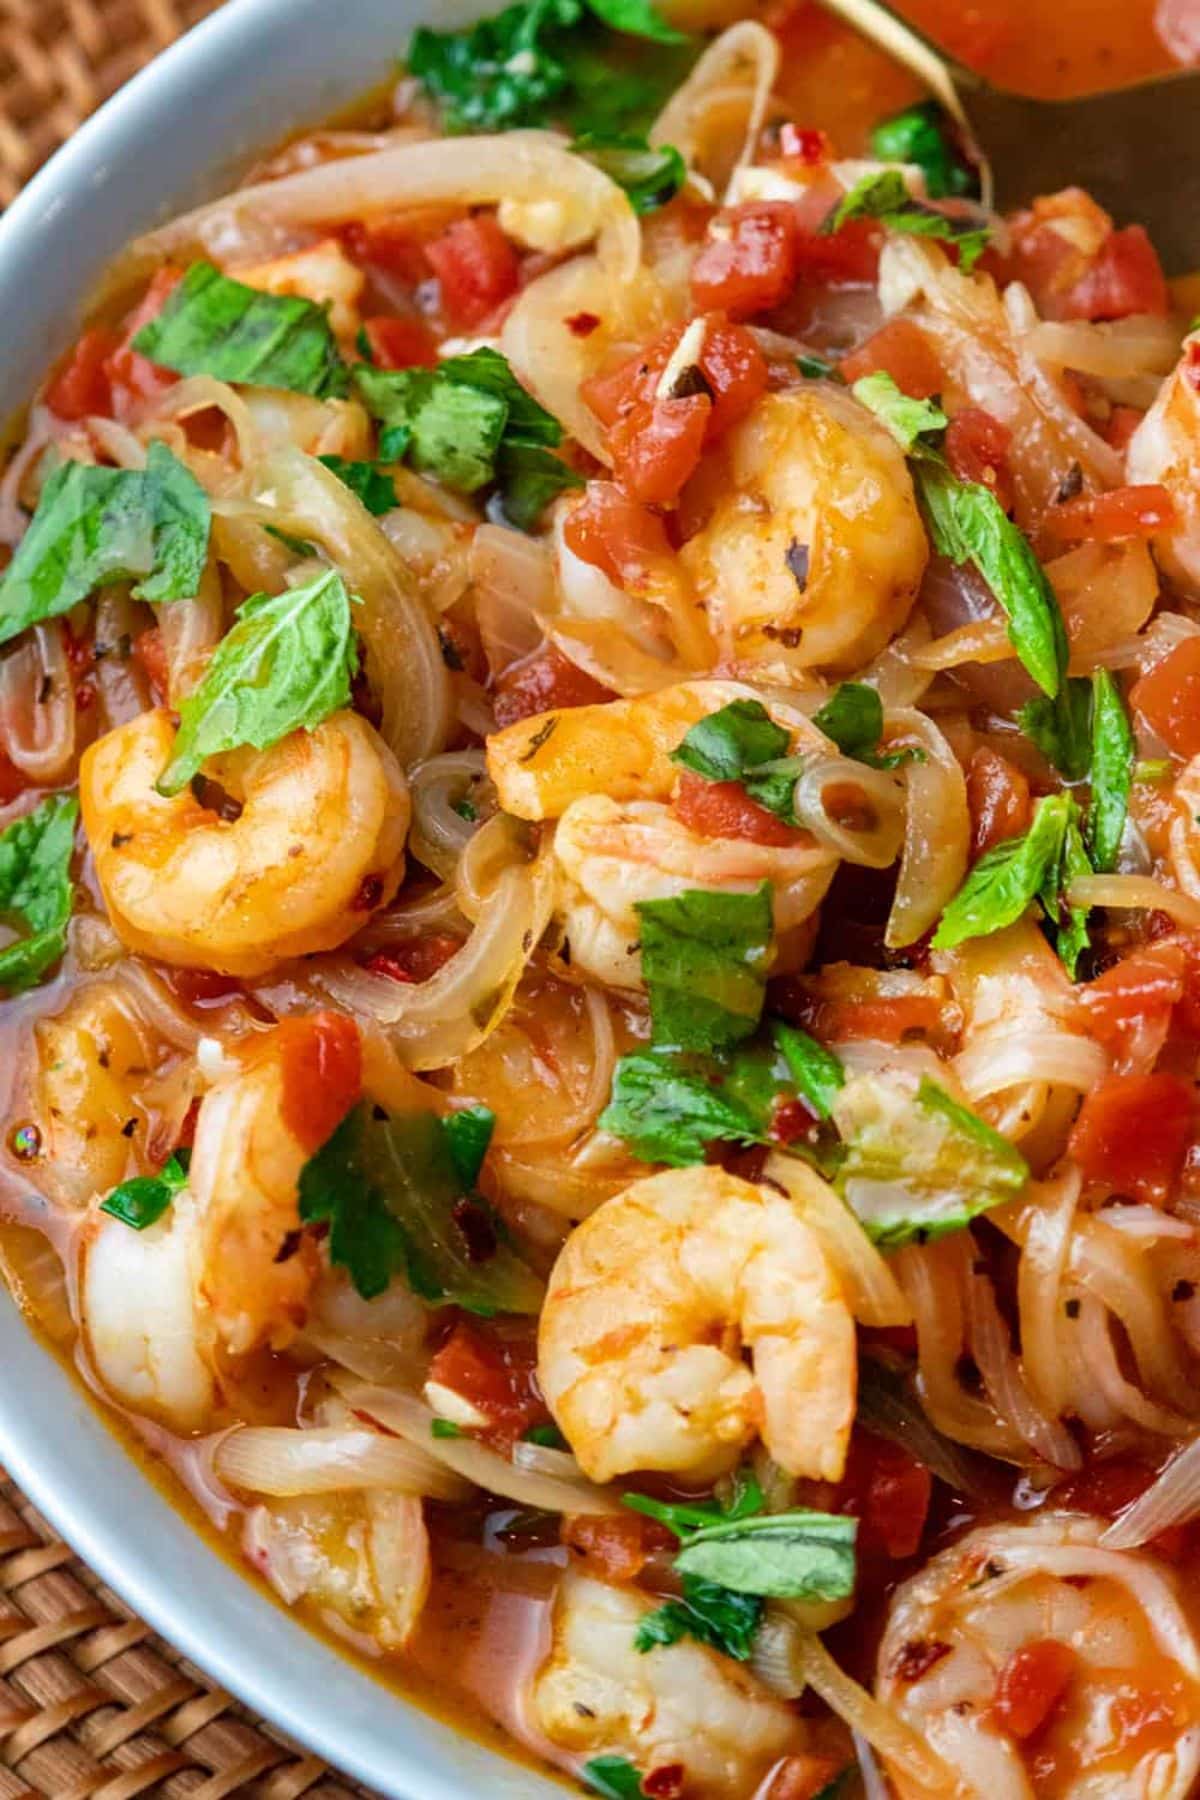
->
[0,3,568,1794]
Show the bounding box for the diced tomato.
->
[691,203,800,318]
[277,1011,362,1152]
[45,326,120,422]
[611,392,711,505]
[1105,405,1144,452]
[1075,941,1185,1058]
[945,408,1014,511]
[770,1095,822,1146]
[360,314,438,370]
[561,481,673,591]
[0,747,27,808]
[340,216,436,285]
[425,214,519,329]
[165,968,248,1009]
[1046,483,1176,543]
[791,217,880,286]
[766,1755,847,1800]
[840,319,944,399]
[561,1512,675,1581]
[777,124,833,167]
[132,626,169,704]
[1068,1072,1193,1204]
[774,979,947,1047]
[836,1430,932,1561]
[1174,935,1200,1038]
[673,768,810,847]
[1060,226,1169,322]
[103,267,183,419]
[999,189,1112,317]
[1130,636,1200,758]
[992,1640,1077,1740]
[582,319,767,447]
[427,1319,546,1447]
[966,747,1031,858]
[365,933,464,984]
[493,643,615,729]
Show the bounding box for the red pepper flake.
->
[779,123,833,165]
[644,1767,685,1800]
[566,311,601,337]
[352,873,385,912]
[890,1638,952,1683]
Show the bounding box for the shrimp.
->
[81,708,410,978]
[243,1489,430,1651]
[554,794,834,991]
[678,384,928,672]
[81,1014,358,1427]
[532,1571,802,1798]
[231,237,365,340]
[877,1516,1200,1800]
[1127,331,1200,598]
[538,1166,855,1484]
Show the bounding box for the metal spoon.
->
[820,0,1200,273]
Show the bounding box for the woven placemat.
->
[0,3,384,1793]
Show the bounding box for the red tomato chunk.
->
[993,1640,1077,1740]
[840,319,944,399]
[944,408,1014,510]
[427,1319,547,1446]
[1130,637,1200,758]
[365,934,464,985]
[673,769,809,848]
[966,747,1031,858]
[561,481,673,590]
[492,644,615,728]
[425,215,519,329]
[1046,484,1176,543]
[691,203,800,318]
[1068,1073,1193,1204]
[45,326,120,422]
[277,1012,362,1154]
[360,315,439,370]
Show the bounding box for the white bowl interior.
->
[0,1,571,1793]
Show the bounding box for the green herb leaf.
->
[1018,676,1093,781]
[524,1421,568,1448]
[1044,800,1093,978]
[811,675,923,771]
[495,439,584,530]
[1087,669,1135,873]
[438,346,563,446]
[933,794,1072,950]
[156,568,357,795]
[298,1101,541,1312]
[583,1757,649,1800]
[774,1021,844,1121]
[835,1073,1028,1246]
[431,1418,466,1439]
[133,261,349,398]
[623,1474,766,1538]
[0,794,78,994]
[585,0,686,40]
[851,372,947,452]
[635,1574,763,1660]
[100,1149,190,1231]
[317,455,398,517]
[443,1104,496,1190]
[870,98,977,200]
[637,884,773,1052]
[916,460,1068,699]
[823,168,989,272]
[571,131,685,212]
[672,699,790,784]
[797,352,840,381]
[0,441,210,646]
[673,1510,857,1601]
[599,1050,764,1167]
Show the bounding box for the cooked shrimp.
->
[554,794,835,991]
[532,1571,802,1797]
[538,1166,855,1484]
[82,1015,356,1426]
[877,1516,1200,1800]
[1127,331,1200,597]
[243,1489,430,1651]
[679,384,928,672]
[81,708,409,978]
[231,237,365,340]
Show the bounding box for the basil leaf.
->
[637,884,773,1052]
[835,1073,1028,1247]
[1044,801,1092,978]
[431,1418,465,1439]
[822,169,990,271]
[583,1758,649,1800]
[571,131,685,212]
[443,1104,496,1190]
[933,794,1070,950]
[599,1050,764,1166]
[635,1574,763,1660]
[813,682,885,759]
[100,1149,190,1231]
[623,1474,765,1538]
[524,1421,568,1448]
[851,372,947,452]
[1087,669,1135,874]
[674,1511,857,1601]
[0,794,77,994]
[585,0,686,40]
[157,568,357,795]
[496,440,584,531]
[133,261,349,398]
[870,99,977,200]
[797,352,841,381]
[409,0,581,133]
[0,441,210,646]
[317,455,398,517]
[774,1021,844,1121]
[1019,676,1092,781]
[298,1101,541,1312]
[916,460,1068,700]
[438,346,563,446]
[672,699,790,784]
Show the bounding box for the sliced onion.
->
[1026,314,1181,380]
[1069,873,1200,930]
[469,525,553,679]
[856,1356,996,1500]
[895,1241,1023,1460]
[0,404,55,546]
[967,1267,1081,1469]
[791,757,905,869]
[1069,1217,1198,1412]
[332,1378,619,1514]
[908,618,1012,671]
[764,1152,911,1328]
[1104,1436,1200,1549]
[93,591,152,730]
[410,749,491,884]
[651,22,779,199]
[954,1026,1107,1103]
[0,622,75,782]
[157,557,225,701]
[886,709,969,949]
[215,1425,468,1501]
[1015,1167,1080,1421]
[1075,1295,1193,1437]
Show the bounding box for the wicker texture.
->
[0,1,228,204]
[0,4,384,1793]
